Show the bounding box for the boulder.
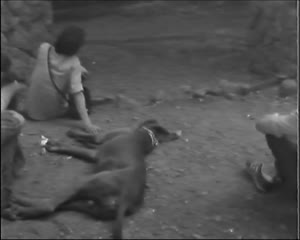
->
[278,79,297,98]
[1,0,53,84]
[248,1,297,77]
[1,2,20,33]
[4,46,36,83]
[7,22,52,57]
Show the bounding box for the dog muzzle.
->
[142,127,159,147]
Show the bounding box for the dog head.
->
[138,119,180,145]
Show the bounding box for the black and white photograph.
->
[1,0,298,239]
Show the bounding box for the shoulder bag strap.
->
[47,47,70,103]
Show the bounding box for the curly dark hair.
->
[1,54,12,73]
[54,26,86,57]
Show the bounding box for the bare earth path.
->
[1,2,297,239]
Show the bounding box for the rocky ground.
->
[1,2,297,239]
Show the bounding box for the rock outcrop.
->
[1,0,53,84]
[247,1,297,78]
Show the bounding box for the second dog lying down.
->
[3,119,180,239]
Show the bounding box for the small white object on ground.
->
[175,130,182,137]
[40,135,49,147]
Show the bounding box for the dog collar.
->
[142,127,159,147]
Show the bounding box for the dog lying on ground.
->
[245,110,297,198]
[3,119,180,239]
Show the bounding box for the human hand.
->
[84,123,101,135]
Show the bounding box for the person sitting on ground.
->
[245,109,297,197]
[1,54,26,112]
[25,25,100,134]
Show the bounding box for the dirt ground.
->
[1,2,298,239]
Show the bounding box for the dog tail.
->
[111,189,127,239]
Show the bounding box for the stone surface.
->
[247,1,297,77]
[1,0,53,83]
[278,79,297,98]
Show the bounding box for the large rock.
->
[278,79,297,98]
[4,47,35,83]
[7,0,52,26]
[7,22,52,57]
[1,2,20,33]
[247,1,297,77]
[1,0,53,84]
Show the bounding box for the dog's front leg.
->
[45,140,97,163]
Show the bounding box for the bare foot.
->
[245,161,270,193]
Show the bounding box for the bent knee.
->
[1,111,25,142]
[255,113,284,137]
[1,110,25,129]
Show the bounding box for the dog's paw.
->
[10,195,33,207]
[1,205,23,221]
[45,140,62,152]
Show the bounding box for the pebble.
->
[169,225,179,232]
[260,234,268,239]
[40,148,47,155]
[279,224,287,231]
[175,130,183,137]
[246,114,255,120]
[166,179,173,184]
[87,200,94,205]
[245,195,253,201]
[209,165,216,170]
[192,233,203,239]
